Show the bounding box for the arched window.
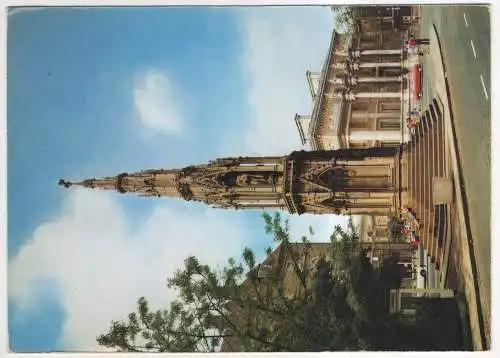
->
[221,172,238,187]
[319,167,346,189]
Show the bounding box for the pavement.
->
[416,5,490,350]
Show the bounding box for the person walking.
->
[409,109,421,117]
[406,117,418,129]
[406,38,418,57]
[407,38,417,48]
[408,36,430,46]
[415,38,430,45]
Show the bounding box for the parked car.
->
[412,64,423,101]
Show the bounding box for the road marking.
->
[480,75,489,100]
[464,13,469,27]
[470,39,477,59]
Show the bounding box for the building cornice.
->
[308,29,339,150]
[294,114,308,146]
[305,71,317,100]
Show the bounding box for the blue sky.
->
[7,6,344,352]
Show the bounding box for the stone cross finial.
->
[58,179,72,188]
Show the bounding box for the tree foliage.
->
[97,212,449,352]
[331,6,359,34]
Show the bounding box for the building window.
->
[350,141,369,149]
[378,118,401,130]
[401,296,425,310]
[379,101,400,112]
[380,140,400,147]
[257,264,273,278]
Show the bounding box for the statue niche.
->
[219,171,278,188]
[318,167,349,190]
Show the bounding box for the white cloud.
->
[8,189,348,351]
[288,213,349,242]
[240,8,334,155]
[8,190,246,350]
[133,69,184,135]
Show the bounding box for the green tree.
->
[331,6,358,34]
[97,212,411,352]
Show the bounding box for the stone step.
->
[432,97,443,118]
[428,102,439,123]
[406,96,448,267]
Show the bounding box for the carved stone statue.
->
[220,171,277,188]
[236,173,273,187]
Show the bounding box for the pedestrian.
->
[407,38,417,47]
[409,109,420,117]
[415,38,430,45]
[407,46,418,56]
[406,117,417,129]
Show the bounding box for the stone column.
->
[349,130,401,142]
[239,200,283,208]
[360,49,402,56]
[357,76,402,83]
[355,92,402,99]
[330,76,401,85]
[335,49,402,57]
[334,51,356,57]
[360,62,401,68]
[326,91,408,101]
[332,62,401,70]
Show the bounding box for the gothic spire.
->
[59,147,404,216]
[59,156,287,209]
[59,169,182,198]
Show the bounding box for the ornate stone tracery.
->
[59,146,404,216]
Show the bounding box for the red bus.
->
[412,64,422,100]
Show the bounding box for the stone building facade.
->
[295,5,414,151]
[295,6,417,235]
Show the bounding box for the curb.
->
[430,24,488,350]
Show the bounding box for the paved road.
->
[419,4,490,334]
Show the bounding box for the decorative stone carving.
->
[59,145,403,217]
[318,167,347,190]
[236,173,274,187]
[219,171,278,188]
